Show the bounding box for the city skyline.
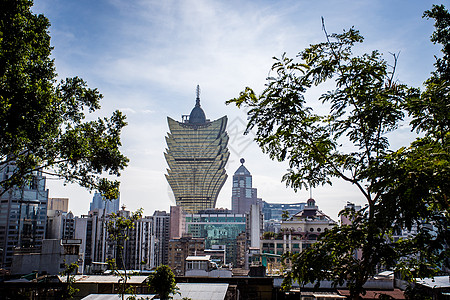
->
[32,0,442,220]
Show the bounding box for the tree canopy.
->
[227,5,449,299]
[148,265,179,300]
[0,0,128,199]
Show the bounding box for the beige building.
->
[260,198,336,255]
[48,197,69,212]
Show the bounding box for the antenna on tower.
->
[309,181,313,199]
[196,85,201,106]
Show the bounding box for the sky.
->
[32,0,443,220]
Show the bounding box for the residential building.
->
[0,163,48,269]
[235,232,247,268]
[152,210,170,267]
[74,208,171,273]
[128,215,155,271]
[74,209,111,273]
[231,159,263,214]
[164,86,230,214]
[46,210,75,240]
[168,234,205,276]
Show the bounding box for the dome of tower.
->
[189,105,206,124]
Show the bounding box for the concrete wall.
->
[11,239,80,275]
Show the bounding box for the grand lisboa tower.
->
[164,86,229,214]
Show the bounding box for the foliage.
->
[147,265,179,300]
[281,210,290,221]
[0,0,128,199]
[404,284,433,300]
[227,8,449,299]
[61,262,79,299]
[106,209,143,299]
[262,231,275,239]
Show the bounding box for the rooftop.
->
[186,255,211,261]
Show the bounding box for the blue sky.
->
[32,0,443,220]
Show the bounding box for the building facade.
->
[48,197,69,212]
[73,208,170,273]
[185,211,246,266]
[151,210,170,267]
[89,192,120,216]
[262,201,306,221]
[165,86,229,214]
[231,159,262,214]
[168,235,205,276]
[46,210,75,240]
[260,198,336,257]
[0,163,48,269]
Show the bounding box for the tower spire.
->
[196,85,201,107]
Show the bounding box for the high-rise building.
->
[89,192,120,215]
[46,210,75,240]
[231,158,263,214]
[152,210,170,267]
[165,86,229,214]
[0,162,48,269]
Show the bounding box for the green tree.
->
[107,208,143,300]
[0,0,128,199]
[227,10,449,300]
[61,262,79,299]
[147,265,179,300]
[281,210,290,221]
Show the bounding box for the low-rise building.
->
[185,255,232,278]
[11,239,82,275]
[168,235,204,276]
[260,198,336,257]
[204,245,226,266]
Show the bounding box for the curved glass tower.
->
[165,86,229,214]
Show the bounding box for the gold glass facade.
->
[164,95,229,214]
